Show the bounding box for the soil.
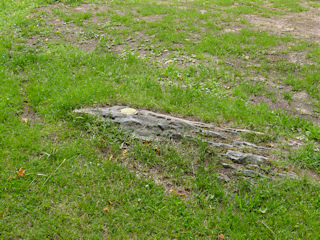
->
[21,103,40,125]
[245,7,320,43]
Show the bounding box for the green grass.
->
[1,0,320,238]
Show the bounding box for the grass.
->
[1,0,320,238]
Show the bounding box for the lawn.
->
[1,0,320,239]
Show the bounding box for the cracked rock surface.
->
[74,106,301,180]
[74,106,229,141]
[74,106,268,148]
[74,105,270,149]
[225,150,268,165]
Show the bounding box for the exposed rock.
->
[208,141,234,148]
[221,162,237,170]
[200,130,226,139]
[275,171,298,179]
[242,170,260,177]
[233,140,271,150]
[224,128,264,135]
[73,106,307,182]
[74,106,230,141]
[226,150,267,165]
[75,106,270,145]
[74,106,271,166]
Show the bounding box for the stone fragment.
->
[233,140,271,150]
[208,141,234,148]
[274,171,298,179]
[241,169,263,177]
[242,170,259,177]
[224,128,264,135]
[221,162,237,170]
[199,130,226,139]
[226,150,267,165]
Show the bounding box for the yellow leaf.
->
[170,188,185,197]
[101,138,106,143]
[109,155,113,161]
[108,200,113,206]
[266,143,274,148]
[178,76,183,79]
[21,118,29,123]
[164,60,174,64]
[102,207,110,212]
[17,167,26,177]
[44,38,49,42]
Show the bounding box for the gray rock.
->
[242,170,260,177]
[221,162,237,170]
[274,171,298,179]
[226,150,267,165]
[199,130,226,139]
[224,128,264,135]
[208,141,234,148]
[74,106,269,153]
[233,140,271,150]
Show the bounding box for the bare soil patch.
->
[252,89,320,124]
[21,103,40,125]
[26,4,201,66]
[245,8,320,42]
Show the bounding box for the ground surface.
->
[1,0,320,239]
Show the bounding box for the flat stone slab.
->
[226,150,267,165]
[74,106,270,166]
[74,106,228,141]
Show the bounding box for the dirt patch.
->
[251,86,320,124]
[25,3,208,67]
[50,21,100,51]
[73,4,97,12]
[288,51,308,64]
[219,21,245,33]
[21,103,40,125]
[245,8,320,42]
[25,3,130,52]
